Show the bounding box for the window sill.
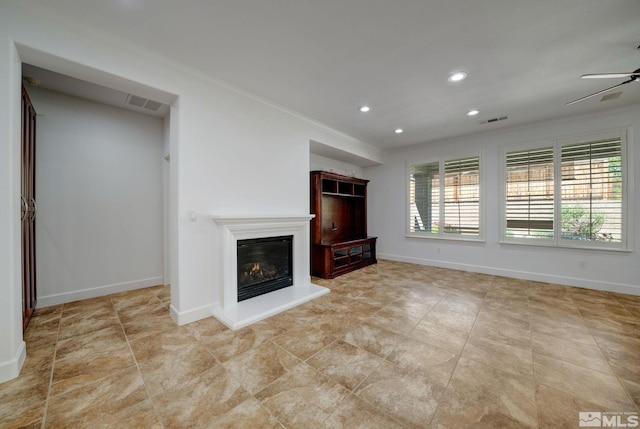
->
[499,239,633,253]
[406,233,485,243]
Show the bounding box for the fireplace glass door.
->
[237,235,293,302]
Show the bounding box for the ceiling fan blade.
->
[566,79,633,106]
[581,68,640,79]
[581,73,636,79]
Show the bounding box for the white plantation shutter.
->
[505,147,554,238]
[409,162,439,233]
[443,157,480,235]
[560,136,623,243]
[502,129,628,250]
[408,155,481,239]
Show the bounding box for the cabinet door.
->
[22,85,37,331]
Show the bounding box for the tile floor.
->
[1,260,639,428]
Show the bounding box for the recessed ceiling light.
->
[359,105,370,113]
[394,128,403,134]
[448,71,467,82]
[467,109,479,116]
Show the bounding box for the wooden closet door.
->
[21,85,37,331]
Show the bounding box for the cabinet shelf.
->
[310,171,377,279]
[321,191,365,198]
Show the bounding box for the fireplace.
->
[211,214,329,330]
[237,235,293,301]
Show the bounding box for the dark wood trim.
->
[22,85,37,331]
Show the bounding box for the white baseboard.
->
[0,341,26,384]
[37,276,165,308]
[378,253,640,296]
[169,302,216,326]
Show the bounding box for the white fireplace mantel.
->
[211,214,328,329]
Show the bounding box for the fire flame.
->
[249,263,262,276]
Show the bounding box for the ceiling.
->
[11,0,640,151]
[22,64,171,118]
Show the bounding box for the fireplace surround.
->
[212,214,329,329]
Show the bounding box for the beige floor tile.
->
[203,326,272,363]
[306,340,384,391]
[363,306,422,335]
[462,335,533,378]
[20,340,56,375]
[51,330,136,397]
[61,296,113,317]
[535,383,621,429]
[407,318,469,355]
[482,296,530,322]
[327,393,405,429]
[57,308,121,341]
[45,366,153,428]
[342,321,405,359]
[148,284,171,303]
[244,316,293,339]
[128,326,200,362]
[223,341,300,394]
[531,331,611,374]
[23,306,62,346]
[593,333,640,383]
[109,287,161,312]
[257,363,349,427]
[54,325,127,362]
[351,287,400,308]
[436,292,484,315]
[153,365,251,428]
[533,353,634,411]
[530,312,594,345]
[138,346,218,397]
[432,356,538,428]
[0,368,50,429]
[471,310,532,350]
[528,293,580,318]
[119,301,176,341]
[386,337,458,385]
[586,314,640,340]
[311,313,367,337]
[272,325,337,361]
[620,378,640,410]
[8,261,640,428]
[383,295,438,319]
[422,305,478,333]
[211,397,283,429]
[355,359,443,428]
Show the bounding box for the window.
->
[560,136,623,243]
[505,147,554,240]
[502,130,631,250]
[409,155,482,239]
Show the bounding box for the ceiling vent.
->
[478,115,508,125]
[126,94,162,111]
[601,91,622,102]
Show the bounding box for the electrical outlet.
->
[578,261,587,269]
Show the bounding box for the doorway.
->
[21,63,172,309]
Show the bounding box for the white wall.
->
[0,29,26,384]
[366,106,640,295]
[309,153,364,178]
[0,4,382,381]
[28,87,164,306]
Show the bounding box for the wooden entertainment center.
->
[310,171,377,279]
